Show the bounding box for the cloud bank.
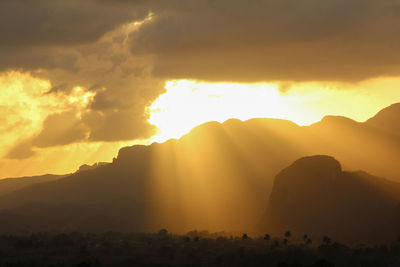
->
[130,0,400,82]
[1,0,400,160]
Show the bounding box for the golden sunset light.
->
[2,1,400,264]
[148,79,400,142]
[2,72,400,179]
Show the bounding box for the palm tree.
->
[284,231,292,239]
[283,231,291,245]
[158,229,168,236]
[323,235,332,245]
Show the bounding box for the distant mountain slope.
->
[76,162,109,173]
[0,174,66,197]
[366,103,400,137]
[262,156,400,243]
[305,105,400,180]
[0,103,399,234]
[0,119,305,233]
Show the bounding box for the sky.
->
[1,0,400,178]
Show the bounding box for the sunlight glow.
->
[0,72,100,178]
[148,79,400,142]
[148,80,298,142]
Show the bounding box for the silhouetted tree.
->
[312,259,335,267]
[216,255,224,266]
[52,233,74,247]
[1,232,399,266]
[323,236,332,245]
[158,229,168,236]
[75,262,91,267]
[303,234,308,241]
[284,231,292,239]
[242,234,248,240]
[264,234,270,241]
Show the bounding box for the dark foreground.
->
[1,231,400,267]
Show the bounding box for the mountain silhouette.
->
[76,162,109,173]
[0,174,65,198]
[262,155,400,243]
[365,103,400,137]
[0,103,399,235]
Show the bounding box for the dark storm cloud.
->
[0,0,164,153]
[0,0,148,72]
[130,0,400,82]
[28,34,164,146]
[0,0,147,47]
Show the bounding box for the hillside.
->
[0,104,398,235]
[262,156,400,243]
[0,174,65,197]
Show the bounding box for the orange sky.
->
[1,71,400,179]
[2,1,400,178]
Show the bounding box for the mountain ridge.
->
[262,155,400,243]
[0,103,399,236]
